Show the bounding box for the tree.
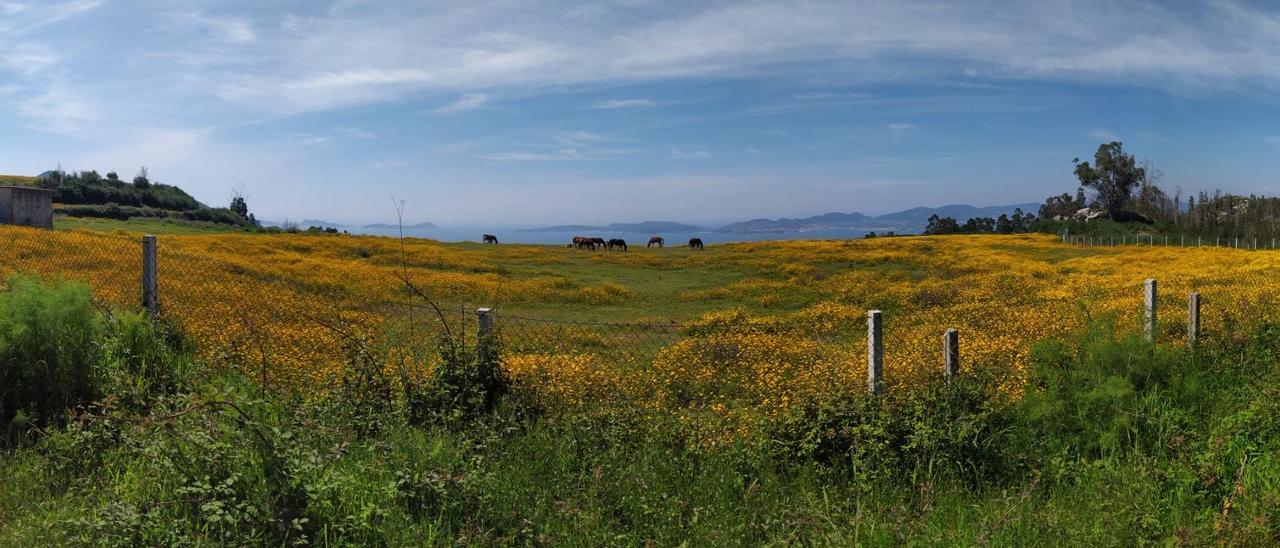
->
[1073,142,1144,216]
[1039,192,1084,220]
[230,195,249,220]
[924,214,961,235]
[229,183,251,223]
[133,166,150,189]
[106,171,119,181]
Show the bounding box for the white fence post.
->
[1144,279,1157,344]
[1188,292,1200,349]
[943,328,959,380]
[867,310,883,396]
[142,235,158,316]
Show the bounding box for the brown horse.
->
[482,234,498,244]
[647,236,664,248]
[688,237,704,250]
[571,236,596,250]
[607,238,627,252]
[590,237,607,249]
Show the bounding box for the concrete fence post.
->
[867,310,883,396]
[477,307,495,356]
[141,235,158,316]
[943,328,959,380]
[1188,292,1200,349]
[1144,279,1157,344]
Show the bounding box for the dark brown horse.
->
[482,234,498,244]
[590,237,607,249]
[647,236,664,248]
[607,238,627,252]
[571,236,596,250]
[688,237,704,250]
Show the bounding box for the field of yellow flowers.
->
[4,224,1279,417]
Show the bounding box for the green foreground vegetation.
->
[2,274,1280,545]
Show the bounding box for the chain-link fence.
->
[1,226,1268,409]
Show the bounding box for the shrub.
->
[100,310,193,411]
[0,274,101,439]
[402,320,509,426]
[1018,319,1206,462]
[766,373,1017,486]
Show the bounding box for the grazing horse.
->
[647,236,664,248]
[590,237,607,249]
[571,236,596,250]
[688,237,704,250]
[482,234,499,244]
[607,238,627,252]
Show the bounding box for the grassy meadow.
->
[3,220,1280,543]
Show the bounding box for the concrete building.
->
[0,186,53,229]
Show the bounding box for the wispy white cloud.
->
[553,130,604,146]
[434,93,489,114]
[670,147,711,159]
[1265,135,1280,146]
[592,98,654,109]
[337,127,375,139]
[289,133,331,146]
[480,149,583,161]
[888,123,915,131]
[184,12,257,44]
[1088,129,1120,142]
[16,86,96,136]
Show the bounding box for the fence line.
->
[1064,231,1278,251]
[119,234,1236,396]
[0,230,1242,399]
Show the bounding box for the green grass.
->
[54,215,250,235]
[0,175,38,186]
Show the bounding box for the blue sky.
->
[3,1,1280,226]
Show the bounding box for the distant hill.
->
[874,203,1040,225]
[9,169,253,227]
[717,203,1040,234]
[302,219,346,228]
[363,221,437,229]
[31,170,205,211]
[720,212,877,233]
[522,221,705,233]
[0,175,38,186]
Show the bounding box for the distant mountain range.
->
[521,221,706,233]
[720,212,878,233]
[719,203,1040,233]
[285,219,437,229]
[363,221,437,229]
[519,204,1038,235]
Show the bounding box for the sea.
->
[344,225,916,245]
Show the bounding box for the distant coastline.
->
[518,203,1039,235]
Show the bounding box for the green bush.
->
[766,372,1017,486]
[1018,320,1202,461]
[0,275,101,439]
[100,310,193,411]
[402,328,509,426]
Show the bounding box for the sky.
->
[4,1,1280,226]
